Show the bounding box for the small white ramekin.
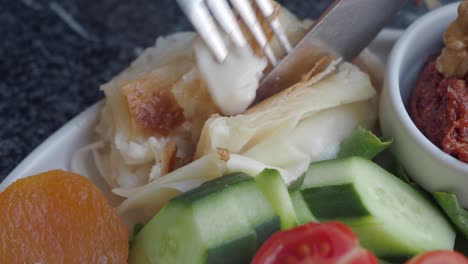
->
[380,2,468,208]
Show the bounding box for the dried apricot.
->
[0,170,128,263]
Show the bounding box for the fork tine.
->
[205,0,249,49]
[177,0,229,62]
[254,0,292,53]
[229,0,278,65]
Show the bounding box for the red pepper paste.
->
[409,56,468,163]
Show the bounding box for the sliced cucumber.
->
[193,172,280,248]
[256,169,297,229]
[187,184,257,264]
[129,200,204,264]
[226,175,280,247]
[177,172,251,201]
[301,157,455,258]
[287,174,305,192]
[289,190,317,225]
[130,172,280,264]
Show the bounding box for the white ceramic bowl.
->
[380,2,468,208]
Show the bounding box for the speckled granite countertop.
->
[0,0,458,180]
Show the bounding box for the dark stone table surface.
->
[0,0,458,180]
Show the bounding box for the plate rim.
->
[0,101,103,190]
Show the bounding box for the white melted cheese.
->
[194,39,267,116]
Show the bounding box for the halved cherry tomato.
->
[251,221,378,264]
[406,250,468,264]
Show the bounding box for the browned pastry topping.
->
[123,78,185,137]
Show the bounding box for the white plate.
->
[0,29,403,193]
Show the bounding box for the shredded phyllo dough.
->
[196,60,377,184]
[113,58,379,225]
[71,2,382,226]
[72,6,311,194]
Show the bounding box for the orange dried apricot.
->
[0,170,128,263]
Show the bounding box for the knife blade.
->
[255,0,407,102]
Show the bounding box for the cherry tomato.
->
[406,250,468,264]
[251,221,378,264]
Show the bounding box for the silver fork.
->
[177,0,292,66]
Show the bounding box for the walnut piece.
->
[436,0,468,78]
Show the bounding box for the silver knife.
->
[255,0,407,102]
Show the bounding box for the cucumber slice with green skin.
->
[287,174,305,192]
[189,186,257,264]
[226,176,281,248]
[129,200,204,264]
[301,157,455,258]
[302,184,370,219]
[130,173,281,264]
[174,172,272,263]
[185,172,280,255]
[131,191,256,264]
[177,172,251,202]
[256,169,297,230]
[290,190,317,225]
[192,172,280,248]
